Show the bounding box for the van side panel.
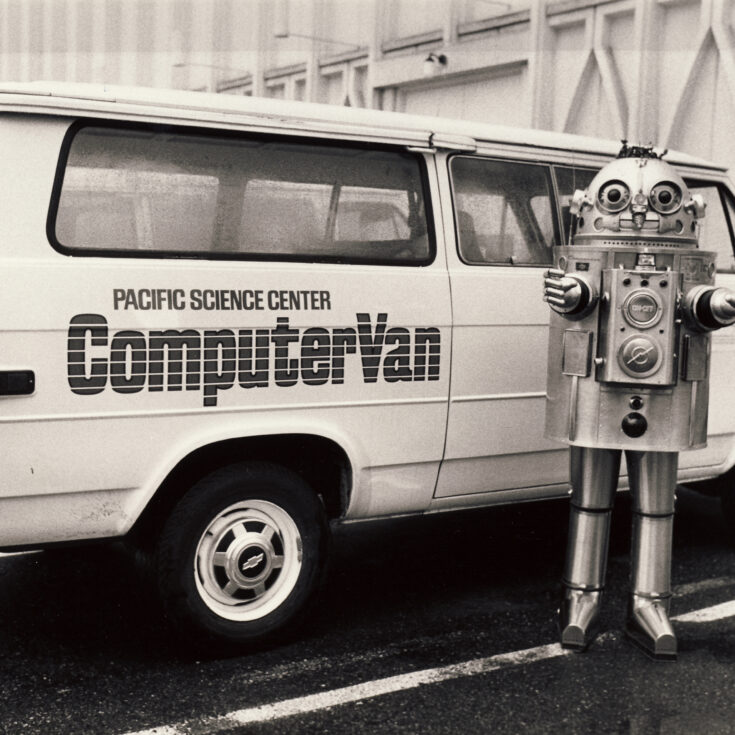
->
[0,115,451,545]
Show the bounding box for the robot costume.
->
[543,143,735,660]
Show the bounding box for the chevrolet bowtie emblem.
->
[241,553,264,572]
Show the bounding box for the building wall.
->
[1,0,734,170]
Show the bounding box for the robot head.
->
[570,144,705,245]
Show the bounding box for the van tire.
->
[156,461,328,651]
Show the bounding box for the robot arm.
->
[543,268,598,317]
[684,286,735,330]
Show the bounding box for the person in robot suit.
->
[543,143,735,660]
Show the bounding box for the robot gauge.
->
[543,144,735,660]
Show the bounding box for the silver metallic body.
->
[561,447,678,658]
[545,243,716,452]
[543,149,735,660]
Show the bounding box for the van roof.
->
[0,81,724,172]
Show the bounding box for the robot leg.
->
[625,450,678,661]
[560,446,621,650]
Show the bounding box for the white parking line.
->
[119,583,735,735]
[673,599,735,623]
[122,642,571,735]
[674,576,735,596]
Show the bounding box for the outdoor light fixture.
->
[423,53,448,77]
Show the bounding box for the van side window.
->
[449,157,556,265]
[52,125,432,264]
[554,166,597,245]
[686,182,735,274]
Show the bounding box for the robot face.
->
[570,155,704,243]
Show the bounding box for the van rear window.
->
[51,125,432,264]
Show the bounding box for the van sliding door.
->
[434,155,571,502]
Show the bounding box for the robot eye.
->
[597,180,630,213]
[649,182,682,214]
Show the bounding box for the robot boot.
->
[560,447,620,650]
[625,451,678,661]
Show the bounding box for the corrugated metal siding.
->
[0,0,733,172]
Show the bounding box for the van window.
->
[450,157,556,265]
[52,125,432,264]
[554,166,597,245]
[686,183,735,274]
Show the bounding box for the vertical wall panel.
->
[48,0,68,81]
[384,0,447,40]
[17,0,30,80]
[546,16,592,133]
[270,0,313,69]
[28,0,44,80]
[668,34,719,159]
[565,60,607,136]
[90,0,107,84]
[603,8,636,134]
[151,0,174,88]
[322,70,345,104]
[712,51,735,166]
[6,0,23,81]
[172,0,193,89]
[75,0,94,82]
[656,0,704,143]
[104,0,122,84]
[324,0,374,48]
[228,0,261,80]
[136,0,155,87]
[118,0,137,84]
[189,0,215,90]
[402,66,528,125]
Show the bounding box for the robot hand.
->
[709,288,735,325]
[688,286,735,329]
[543,268,585,314]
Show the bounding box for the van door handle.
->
[0,370,35,395]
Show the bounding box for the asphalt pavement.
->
[0,485,733,734]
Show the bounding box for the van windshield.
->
[687,182,735,273]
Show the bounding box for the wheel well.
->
[687,463,735,497]
[129,434,351,549]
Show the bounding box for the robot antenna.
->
[617,140,665,159]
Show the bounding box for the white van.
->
[2,82,734,649]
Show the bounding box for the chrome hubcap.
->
[195,499,302,621]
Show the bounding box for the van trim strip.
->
[451,391,546,403]
[0,395,448,424]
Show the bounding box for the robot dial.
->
[622,289,663,328]
[618,335,661,377]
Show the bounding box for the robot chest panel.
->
[598,268,679,386]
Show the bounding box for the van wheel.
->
[156,461,328,650]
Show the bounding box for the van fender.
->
[123,413,366,533]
